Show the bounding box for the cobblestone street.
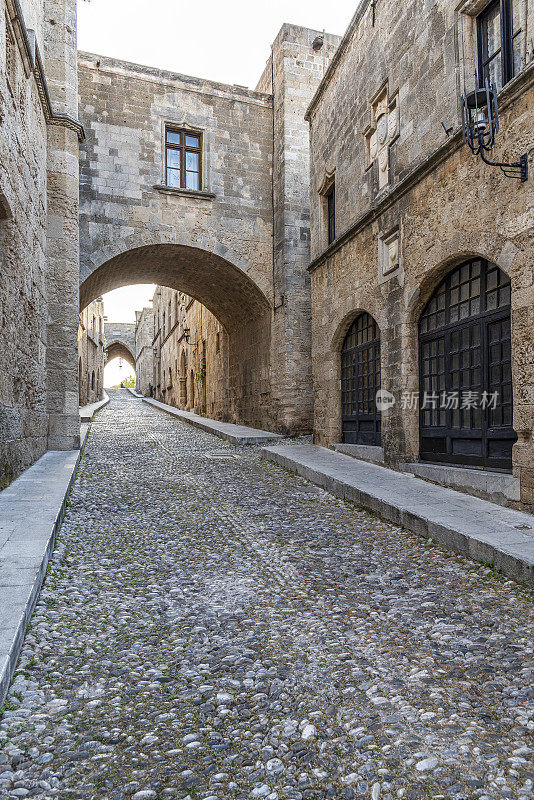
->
[1,390,533,800]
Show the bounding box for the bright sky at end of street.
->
[102,285,155,323]
[77,0,355,89]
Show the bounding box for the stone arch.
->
[105,340,136,371]
[406,245,515,328]
[80,243,274,429]
[80,243,271,332]
[331,305,385,354]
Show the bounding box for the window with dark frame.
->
[165,127,202,191]
[477,0,522,92]
[326,184,335,245]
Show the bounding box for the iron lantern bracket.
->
[460,77,529,182]
[479,149,528,181]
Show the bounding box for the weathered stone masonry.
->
[77,24,340,435]
[0,0,83,486]
[306,0,534,509]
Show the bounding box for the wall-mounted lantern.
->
[461,78,528,182]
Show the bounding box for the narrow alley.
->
[1,392,532,800]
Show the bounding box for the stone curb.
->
[261,444,534,587]
[142,398,284,446]
[79,391,110,423]
[0,446,84,706]
[126,387,143,398]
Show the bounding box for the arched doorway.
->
[341,312,381,445]
[419,258,516,469]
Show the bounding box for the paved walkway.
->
[0,391,532,800]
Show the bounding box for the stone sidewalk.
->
[142,397,284,445]
[261,444,534,587]
[0,390,532,800]
[0,449,83,707]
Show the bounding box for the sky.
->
[83,0,356,326]
[77,0,354,88]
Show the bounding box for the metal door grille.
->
[341,313,381,445]
[419,258,516,469]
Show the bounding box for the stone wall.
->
[77,25,339,434]
[1,0,49,487]
[307,0,534,509]
[78,298,104,405]
[134,307,154,396]
[150,287,227,419]
[256,25,341,432]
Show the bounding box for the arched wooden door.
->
[419,258,516,469]
[341,312,381,445]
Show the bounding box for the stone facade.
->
[0,0,82,487]
[147,287,227,418]
[134,307,154,397]
[2,0,534,513]
[77,25,340,434]
[77,298,104,405]
[306,0,534,510]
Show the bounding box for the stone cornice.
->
[307,61,534,275]
[78,52,273,109]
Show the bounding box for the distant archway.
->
[80,243,273,429]
[105,340,136,371]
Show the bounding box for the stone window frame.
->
[155,118,215,200]
[164,125,202,190]
[318,168,336,250]
[456,0,528,98]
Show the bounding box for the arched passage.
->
[80,243,274,429]
[80,244,270,333]
[105,341,136,371]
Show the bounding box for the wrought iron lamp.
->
[461,77,528,181]
[182,325,190,343]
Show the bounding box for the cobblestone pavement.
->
[1,390,533,800]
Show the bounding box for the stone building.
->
[0,0,82,487]
[1,0,533,513]
[146,287,227,418]
[76,24,340,435]
[77,298,104,405]
[306,0,534,509]
[134,307,154,397]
